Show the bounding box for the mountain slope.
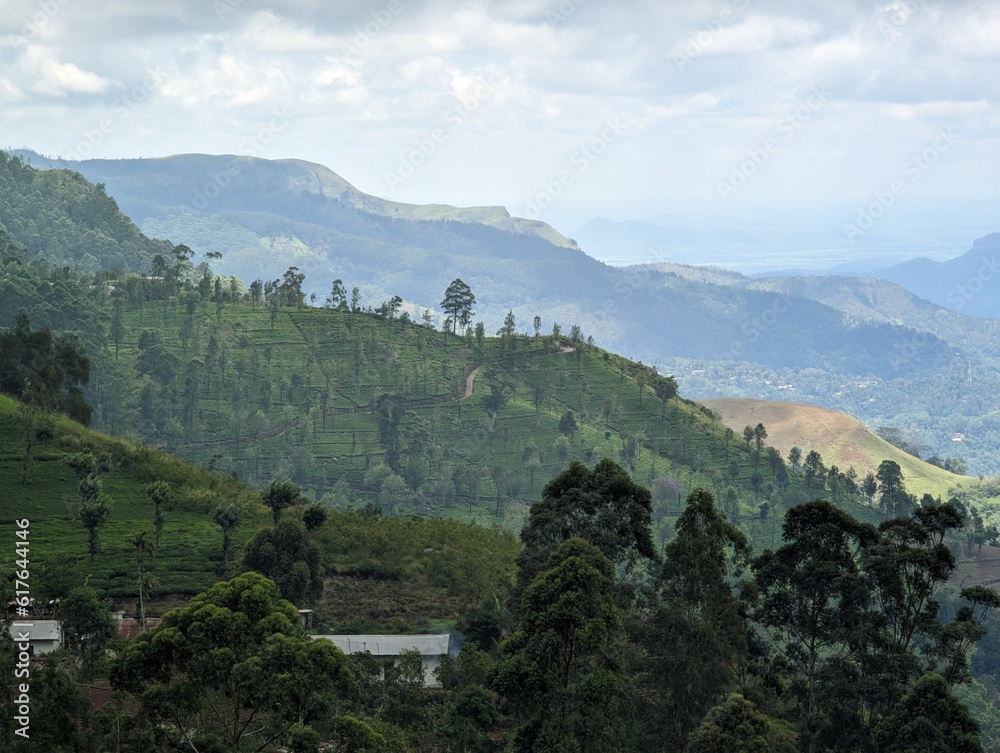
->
[0,150,170,273]
[7,149,961,383]
[8,147,996,474]
[875,233,1000,317]
[701,397,970,500]
[14,149,575,248]
[0,393,260,596]
[739,273,1000,368]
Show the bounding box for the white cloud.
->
[946,9,1000,58]
[705,15,822,55]
[22,47,112,96]
[0,77,23,103]
[241,10,334,53]
[0,0,996,207]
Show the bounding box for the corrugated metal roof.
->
[9,620,61,641]
[311,634,450,657]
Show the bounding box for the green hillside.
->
[0,187,812,554]
[0,150,170,273]
[9,148,1000,480]
[103,289,786,546]
[0,393,260,597]
[0,390,520,630]
[9,149,962,382]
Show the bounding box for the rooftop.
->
[311,634,450,657]
[9,620,61,642]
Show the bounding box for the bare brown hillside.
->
[701,397,972,499]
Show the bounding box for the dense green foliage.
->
[0,314,92,423]
[0,151,168,272]
[11,150,985,480]
[4,149,1000,752]
[111,572,355,752]
[516,458,655,588]
[492,537,628,752]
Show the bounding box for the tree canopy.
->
[517,458,656,588]
[0,314,91,423]
[440,278,475,334]
[491,537,627,753]
[111,572,353,753]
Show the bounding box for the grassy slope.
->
[0,393,262,598]
[0,391,521,629]
[108,299,790,543]
[701,397,973,499]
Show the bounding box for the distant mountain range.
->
[599,211,1000,320]
[570,211,999,279]
[8,149,956,381]
[6,147,1000,471]
[876,233,1000,318]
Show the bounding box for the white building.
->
[312,634,451,687]
[9,620,63,655]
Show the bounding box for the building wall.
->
[32,639,61,655]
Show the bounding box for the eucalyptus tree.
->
[440,278,476,337]
[111,573,353,753]
[491,538,628,753]
[647,488,752,749]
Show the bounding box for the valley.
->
[3,147,1000,753]
[4,3,999,749]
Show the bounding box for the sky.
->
[1,0,998,252]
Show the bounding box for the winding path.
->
[183,344,576,451]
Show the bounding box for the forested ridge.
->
[4,149,1000,752]
[12,148,998,473]
[0,151,170,273]
[10,150,964,374]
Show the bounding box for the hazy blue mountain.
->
[875,233,1000,317]
[7,146,1000,469]
[5,149,960,382]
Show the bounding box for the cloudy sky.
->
[1,0,998,239]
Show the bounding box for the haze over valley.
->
[4,2,1000,751]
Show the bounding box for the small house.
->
[9,620,62,655]
[311,634,451,687]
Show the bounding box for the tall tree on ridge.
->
[441,278,476,337]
